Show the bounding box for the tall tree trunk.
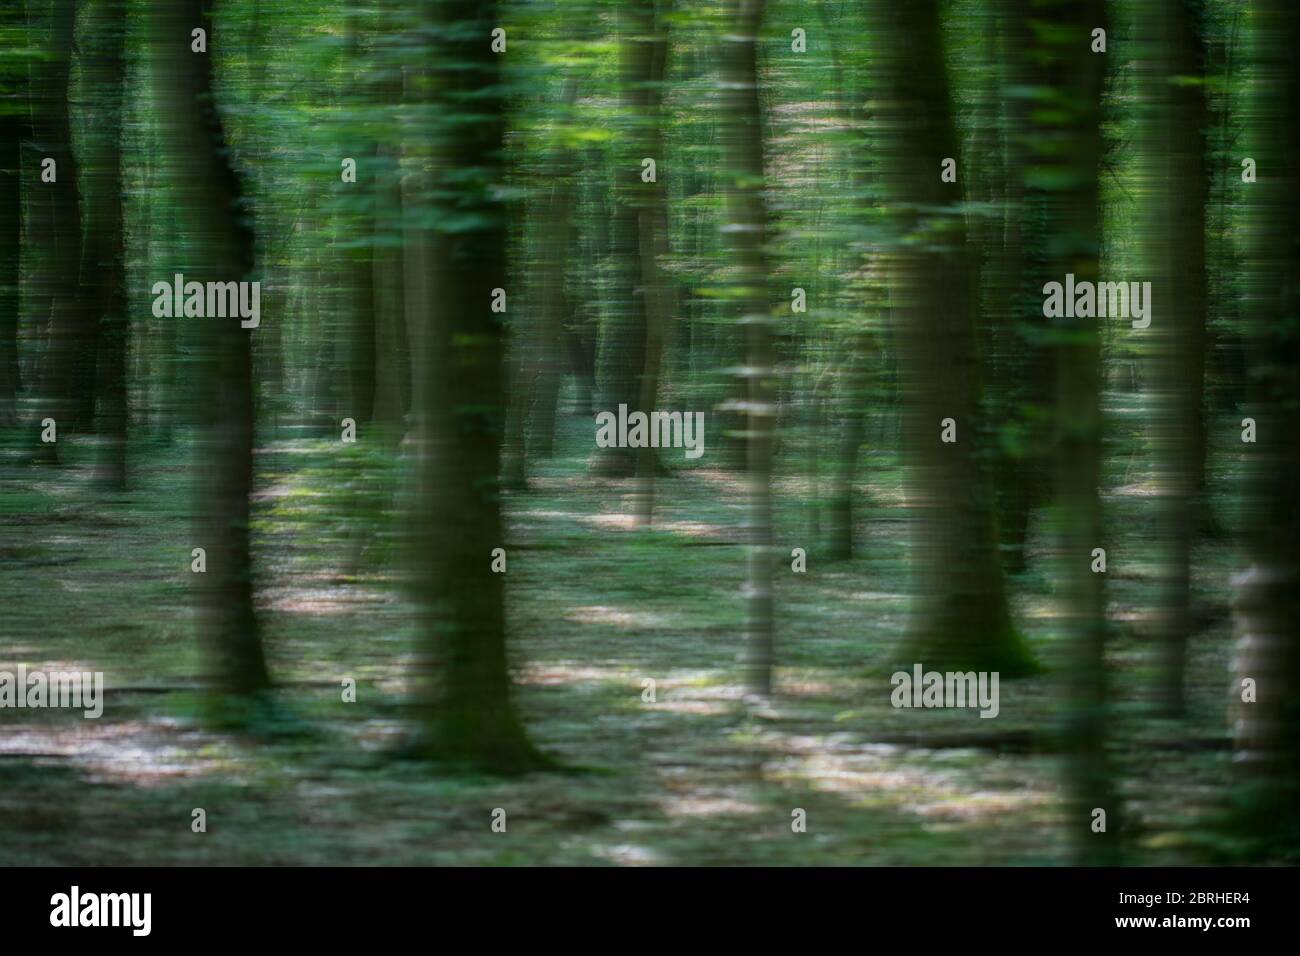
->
[335,6,377,429]
[26,0,90,462]
[1228,0,1300,858]
[366,2,409,436]
[987,3,1052,577]
[0,1,26,428]
[866,0,1035,676]
[156,0,271,703]
[825,334,871,561]
[1137,0,1209,719]
[1019,0,1120,864]
[410,0,545,771]
[632,3,672,527]
[82,0,129,491]
[591,1,663,480]
[721,0,775,697]
[501,79,581,491]
[529,79,582,463]
[371,145,409,429]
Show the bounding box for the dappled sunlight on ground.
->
[0,717,230,788]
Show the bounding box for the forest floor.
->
[0,400,1251,865]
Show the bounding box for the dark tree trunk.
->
[1229,0,1300,858]
[82,0,129,491]
[371,145,409,429]
[986,4,1053,577]
[0,1,26,427]
[1138,0,1209,719]
[156,0,272,703]
[866,0,1035,676]
[1016,0,1120,864]
[410,0,545,772]
[26,0,91,462]
[591,2,666,481]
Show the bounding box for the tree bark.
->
[82,0,129,491]
[410,0,545,772]
[866,0,1035,676]
[721,0,776,697]
[0,1,26,428]
[1229,0,1300,857]
[26,0,91,462]
[156,0,272,703]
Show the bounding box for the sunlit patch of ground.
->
[561,604,669,629]
[655,519,732,539]
[584,512,639,532]
[657,789,764,820]
[769,734,1057,830]
[519,662,631,686]
[0,718,230,788]
[688,468,749,496]
[261,581,396,615]
[587,842,662,865]
[776,673,840,698]
[513,508,583,521]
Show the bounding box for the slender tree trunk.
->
[27,0,89,463]
[592,2,664,481]
[336,7,376,429]
[82,0,129,491]
[501,79,581,491]
[0,1,26,428]
[371,146,409,429]
[1136,0,1208,719]
[825,335,870,561]
[721,0,775,697]
[632,4,672,526]
[527,78,581,463]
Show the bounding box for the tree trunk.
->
[371,146,409,429]
[987,4,1052,577]
[410,0,545,772]
[866,0,1035,676]
[591,2,665,481]
[156,0,272,703]
[527,78,581,463]
[0,1,26,428]
[721,0,776,697]
[1228,0,1300,857]
[26,0,90,463]
[82,0,129,491]
[1017,0,1120,864]
[631,4,672,527]
[1137,0,1209,719]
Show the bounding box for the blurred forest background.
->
[1,0,1298,866]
